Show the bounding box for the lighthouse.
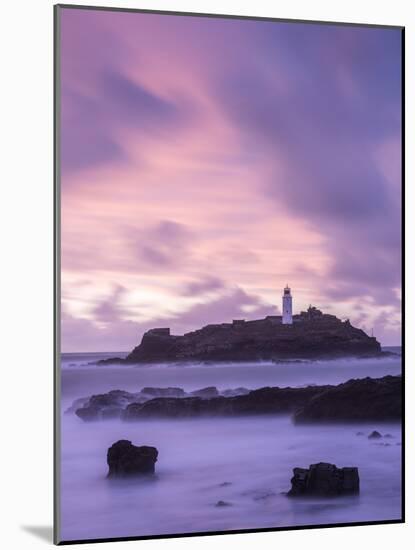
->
[282,285,293,324]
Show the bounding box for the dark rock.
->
[356,431,365,436]
[75,390,140,421]
[65,396,90,414]
[123,376,400,422]
[384,433,394,438]
[368,430,382,439]
[76,404,102,421]
[219,481,232,487]
[71,386,252,421]
[123,385,329,420]
[123,397,226,419]
[100,406,124,419]
[215,500,232,507]
[140,387,185,398]
[287,463,359,497]
[221,387,250,397]
[191,386,219,398]
[107,440,158,477]
[294,376,401,423]
[95,357,125,365]
[100,309,381,364]
[73,376,401,425]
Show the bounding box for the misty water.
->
[59,350,402,541]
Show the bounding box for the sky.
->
[59,8,402,352]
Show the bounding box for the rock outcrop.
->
[287,462,359,496]
[140,387,185,398]
[73,376,401,424]
[73,386,249,421]
[368,430,383,439]
[65,396,90,414]
[294,375,402,423]
[122,385,329,420]
[123,376,400,421]
[99,308,381,364]
[75,390,144,421]
[107,440,158,477]
[190,386,219,398]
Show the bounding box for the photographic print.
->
[55,5,403,544]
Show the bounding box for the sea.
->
[58,347,402,541]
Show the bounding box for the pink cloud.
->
[59,8,401,349]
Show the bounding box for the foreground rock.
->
[288,462,359,496]
[99,307,381,364]
[123,376,401,422]
[191,386,219,398]
[74,386,253,421]
[107,440,158,477]
[74,376,401,424]
[221,387,249,397]
[65,396,90,414]
[75,390,143,421]
[140,387,185,398]
[294,375,401,423]
[122,385,328,420]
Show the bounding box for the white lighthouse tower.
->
[282,285,293,325]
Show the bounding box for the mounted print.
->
[54,4,404,545]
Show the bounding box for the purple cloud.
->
[134,220,195,269]
[172,287,277,332]
[61,73,190,174]
[181,276,226,296]
[62,286,277,352]
[61,88,125,173]
[215,22,401,312]
[59,10,402,349]
[92,285,128,323]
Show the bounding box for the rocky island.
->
[100,306,382,365]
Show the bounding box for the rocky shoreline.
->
[71,375,402,424]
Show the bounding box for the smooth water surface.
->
[59,352,402,541]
